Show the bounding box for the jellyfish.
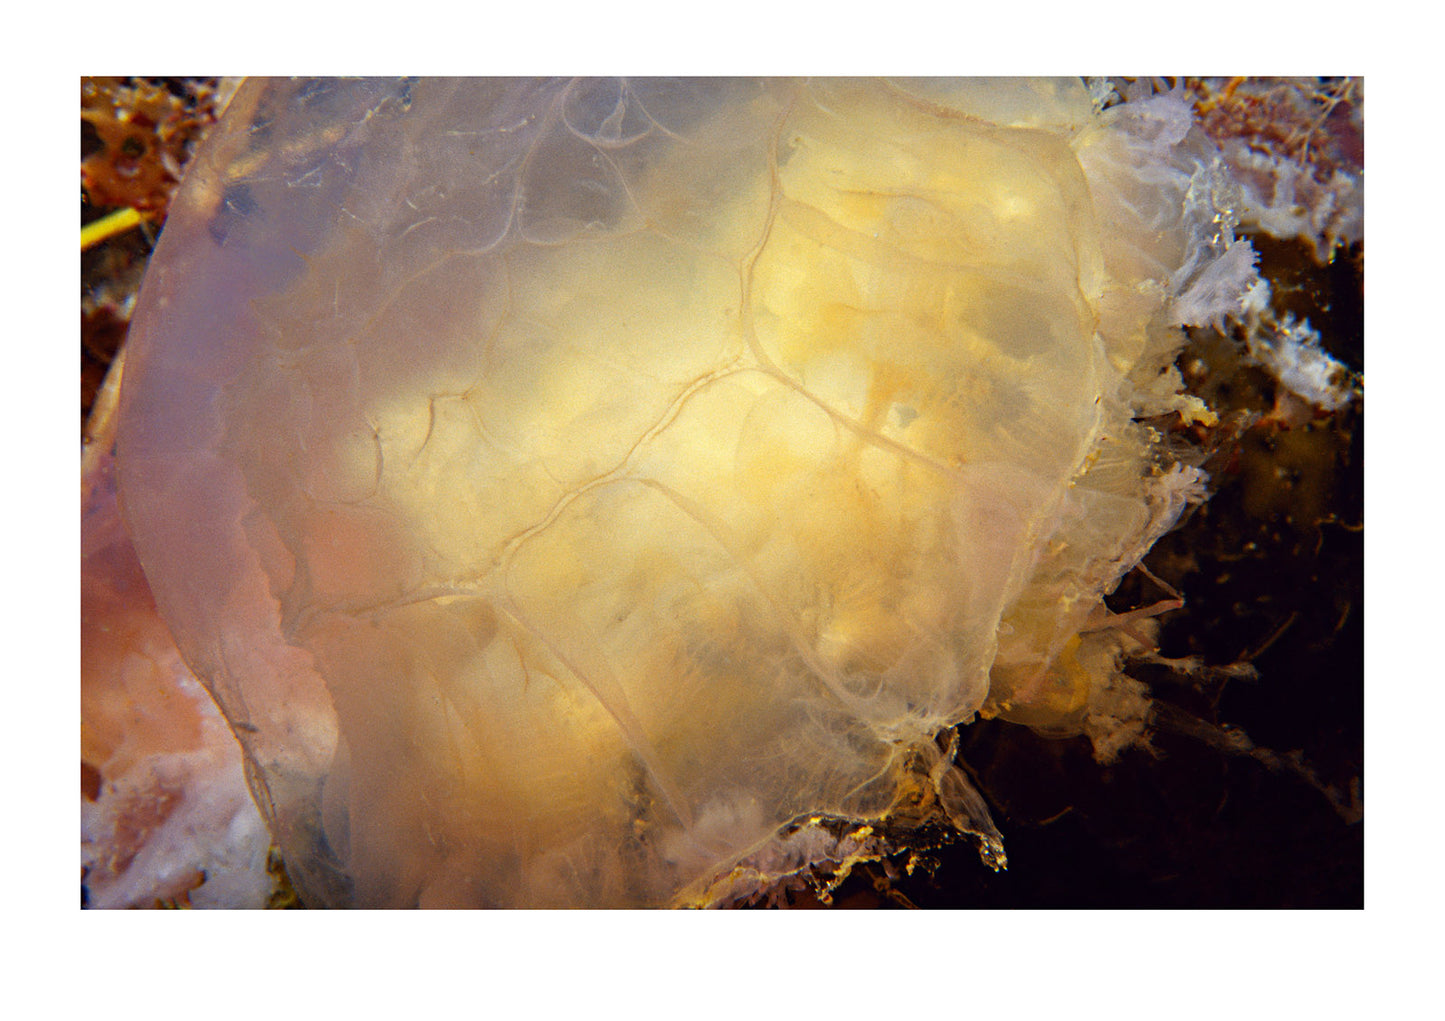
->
[114,78,1264,907]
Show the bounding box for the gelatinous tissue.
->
[83,430,273,909]
[116,78,1258,907]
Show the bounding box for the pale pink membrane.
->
[82,436,271,908]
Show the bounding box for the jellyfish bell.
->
[115,77,1257,908]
